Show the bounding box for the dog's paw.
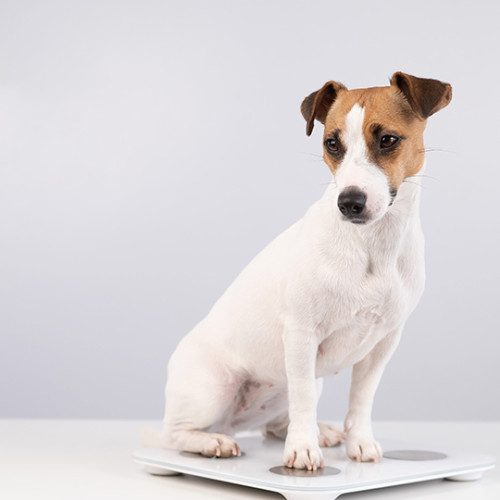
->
[317,422,345,447]
[345,433,382,462]
[198,433,241,458]
[283,434,323,470]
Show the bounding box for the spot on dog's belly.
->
[228,379,287,431]
[235,379,262,411]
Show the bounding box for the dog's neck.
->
[322,176,422,273]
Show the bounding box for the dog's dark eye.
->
[380,135,399,149]
[324,138,340,154]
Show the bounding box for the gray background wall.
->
[1,0,499,421]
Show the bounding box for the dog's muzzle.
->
[337,187,367,224]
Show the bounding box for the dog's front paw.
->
[283,434,323,470]
[345,433,382,462]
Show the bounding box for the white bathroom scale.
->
[133,435,496,500]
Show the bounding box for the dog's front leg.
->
[282,330,323,470]
[344,328,402,462]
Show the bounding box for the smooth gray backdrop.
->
[1,0,499,420]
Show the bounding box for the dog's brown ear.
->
[391,72,452,119]
[301,81,347,136]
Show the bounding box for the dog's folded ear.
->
[301,81,347,136]
[390,72,452,120]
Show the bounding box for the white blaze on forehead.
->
[335,103,391,221]
[343,103,368,163]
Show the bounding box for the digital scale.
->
[133,434,496,499]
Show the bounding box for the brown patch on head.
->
[358,86,427,190]
[301,72,452,191]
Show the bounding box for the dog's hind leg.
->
[160,338,242,457]
[164,429,241,458]
[317,422,345,447]
[263,412,289,440]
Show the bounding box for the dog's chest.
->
[313,254,422,375]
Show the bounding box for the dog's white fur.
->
[161,102,426,469]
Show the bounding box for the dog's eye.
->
[380,135,399,149]
[324,138,340,154]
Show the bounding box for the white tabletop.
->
[1,420,498,500]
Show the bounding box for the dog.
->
[160,72,452,470]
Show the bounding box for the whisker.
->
[409,173,439,182]
[299,151,324,159]
[320,180,337,187]
[418,147,456,154]
[402,179,425,188]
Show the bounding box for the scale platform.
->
[133,435,496,500]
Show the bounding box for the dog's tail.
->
[140,427,162,447]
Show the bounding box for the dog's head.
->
[301,72,452,224]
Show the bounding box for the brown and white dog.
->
[161,72,452,470]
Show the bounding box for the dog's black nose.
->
[337,188,367,218]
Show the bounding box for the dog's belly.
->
[207,380,288,434]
